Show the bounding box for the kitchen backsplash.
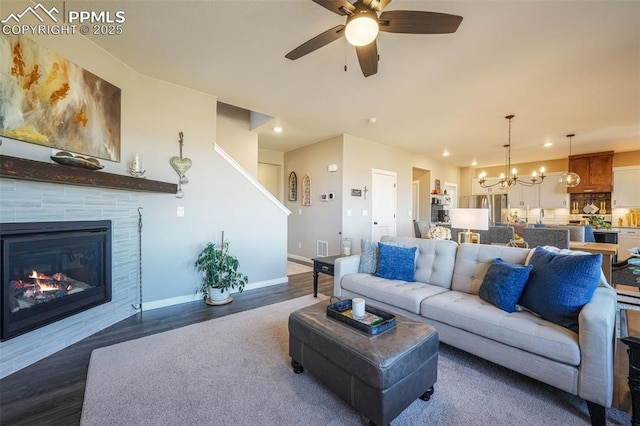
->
[515,207,639,227]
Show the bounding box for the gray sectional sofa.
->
[333,236,617,425]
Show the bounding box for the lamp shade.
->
[451,208,489,231]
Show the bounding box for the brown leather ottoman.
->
[288,301,438,426]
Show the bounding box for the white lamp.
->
[345,7,379,46]
[451,208,489,244]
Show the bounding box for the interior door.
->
[372,169,397,242]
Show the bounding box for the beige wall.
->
[258,148,285,201]
[216,102,258,177]
[285,136,344,259]
[342,134,460,251]
[614,150,640,167]
[469,150,640,179]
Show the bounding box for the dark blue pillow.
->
[478,258,532,313]
[375,243,416,282]
[519,247,602,332]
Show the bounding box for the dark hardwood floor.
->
[0,272,334,426]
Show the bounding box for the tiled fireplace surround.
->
[0,178,140,378]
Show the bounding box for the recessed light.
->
[273,126,283,133]
[471,160,478,166]
[442,150,450,157]
[368,117,377,125]
[543,142,553,147]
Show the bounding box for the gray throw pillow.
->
[358,239,378,274]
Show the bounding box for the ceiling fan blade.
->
[379,10,463,34]
[356,40,378,77]
[285,25,345,60]
[312,0,356,16]
[363,0,393,12]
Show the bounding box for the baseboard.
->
[288,254,312,264]
[143,276,289,311]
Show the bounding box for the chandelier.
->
[558,133,581,188]
[478,115,546,189]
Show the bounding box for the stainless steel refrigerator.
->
[469,194,508,224]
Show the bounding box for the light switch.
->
[362,210,368,217]
[177,206,185,217]
[346,209,352,217]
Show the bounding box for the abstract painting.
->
[0,34,121,161]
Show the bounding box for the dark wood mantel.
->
[0,155,177,193]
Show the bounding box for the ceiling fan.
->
[285,0,463,77]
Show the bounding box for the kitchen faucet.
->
[539,208,545,224]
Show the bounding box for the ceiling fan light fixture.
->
[345,10,379,46]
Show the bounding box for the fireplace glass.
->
[1,221,111,340]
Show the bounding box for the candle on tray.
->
[352,298,365,318]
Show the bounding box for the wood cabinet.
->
[539,172,570,208]
[567,151,613,193]
[614,167,640,208]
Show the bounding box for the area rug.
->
[81,294,630,425]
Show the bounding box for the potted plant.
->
[195,233,248,305]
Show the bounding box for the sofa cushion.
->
[376,243,416,282]
[478,258,532,313]
[358,239,379,274]
[380,236,457,289]
[341,273,448,314]
[421,291,580,365]
[519,246,602,332]
[452,243,531,295]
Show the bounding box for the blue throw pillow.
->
[375,243,416,282]
[519,246,602,332]
[478,258,532,313]
[358,239,378,274]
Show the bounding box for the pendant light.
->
[559,133,581,188]
[478,115,546,189]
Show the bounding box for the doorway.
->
[257,162,281,200]
[412,167,431,221]
[371,169,397,242]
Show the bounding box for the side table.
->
[312,255,341,297]
[620,308,640,425]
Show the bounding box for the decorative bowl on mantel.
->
[51,152,103,170]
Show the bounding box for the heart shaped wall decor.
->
[170,156,192,177]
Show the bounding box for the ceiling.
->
[83,0,640,168]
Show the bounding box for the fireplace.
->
[1,221,112,341]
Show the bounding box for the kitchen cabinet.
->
[567,151,613,193]
[538,172,570,208]
[619,228,640,262]
[471,178,508,195]
[507,184,539,209]
[614,167,640,208]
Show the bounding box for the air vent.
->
[316,240,328,257]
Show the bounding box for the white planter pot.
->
[206,287,232,305]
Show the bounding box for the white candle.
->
[131,153,143,172]
[352,298,365,318]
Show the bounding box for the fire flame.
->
[28,270,71,292]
